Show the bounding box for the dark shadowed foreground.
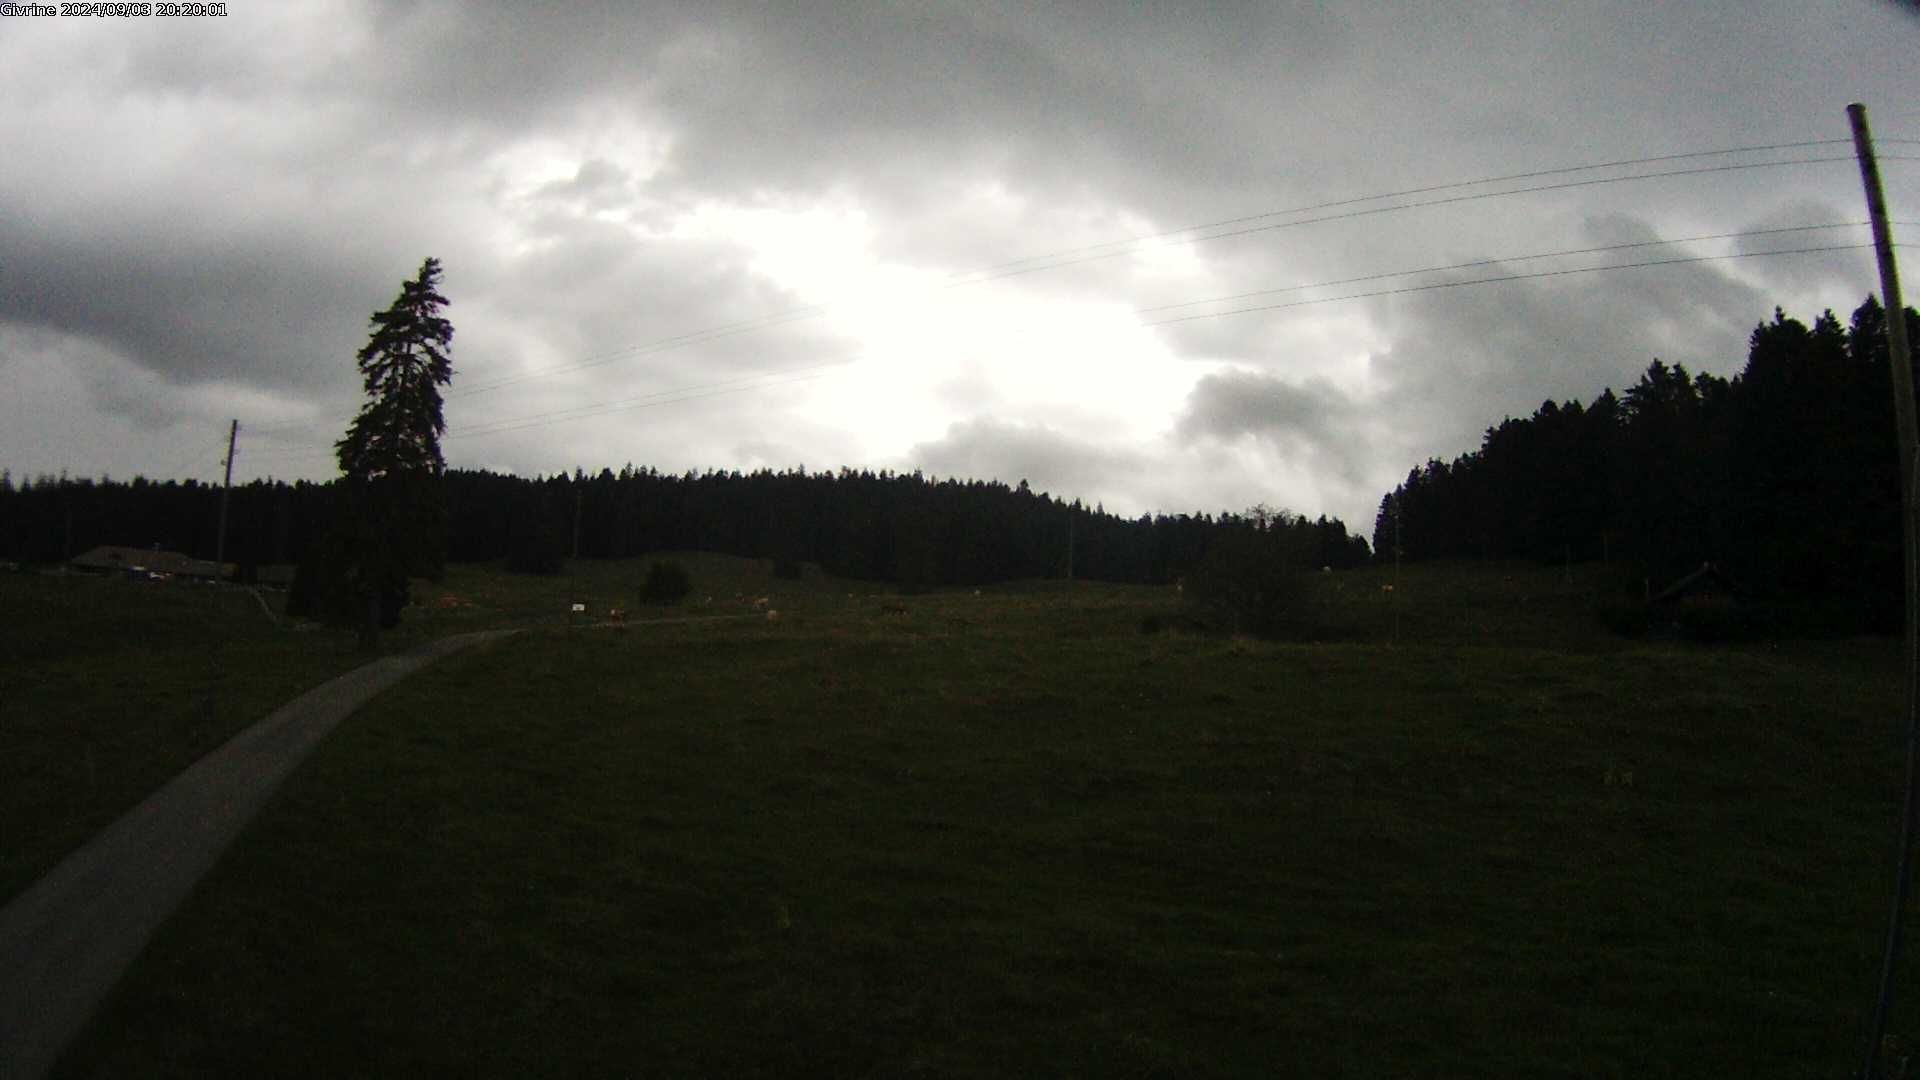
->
[0,629,516,1080]
[41,562,1920,1076]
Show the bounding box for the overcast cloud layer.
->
[3,1,1917,537]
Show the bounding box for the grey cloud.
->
[1731,198,1874,305]
[1178,368,1352,441]
[536,159,637,211]
[1364,221,1777,464]
[0,223,396,396]
[909,417,1149,504]
[1175,368,1370,486]
[5,0,1918,521]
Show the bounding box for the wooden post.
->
[1066,508,1075,582]
[215,419,237,580]
[1849,100,1919,1080]
[571,488,582,628]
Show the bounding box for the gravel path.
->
[0,628,520,1080]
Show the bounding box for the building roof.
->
[1651,562,1736,606]
[70,545,232,580]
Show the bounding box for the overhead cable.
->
[1142,243,1877,328]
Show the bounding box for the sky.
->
[3,1,1918,539]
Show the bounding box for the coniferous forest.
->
[0,464,1371,590]
[1375,295,1920,634]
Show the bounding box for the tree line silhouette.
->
[22,292,1903,626]
[0,464,1372,589]
[1375,294,1920,634]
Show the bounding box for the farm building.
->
[70,545,233,583]
[1645,561,1760,639]
[1650,562,1736,611]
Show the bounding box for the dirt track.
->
[0,628,519,1080]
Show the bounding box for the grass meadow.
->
[0,573,369,901]
[16,558,1920,1076]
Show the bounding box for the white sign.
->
[570,603,586,613]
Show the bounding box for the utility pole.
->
[1392,499,1401,648]
[1066,508,1075,583]
[1849,101,1918,1080]
[570,487,583,628]
[214,419,237,581]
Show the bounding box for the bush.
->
[773,557,804,580]
[286,527,407,633]
[1185,529,1310,638]
[639,561,692,606]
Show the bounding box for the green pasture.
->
[1,554,880,901]
[405,551,903,633]
[0,572,367,901]
[30,556,1920,1076]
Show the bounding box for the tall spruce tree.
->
[339,257,454,483]
[329,257,455,645]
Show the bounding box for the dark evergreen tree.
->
[1372,295,1920,636]
[311,257,455,645]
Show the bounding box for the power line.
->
[957,139,1860,280]
[448,304,836,400]
[398,142,1887,406]
[1142,243,1877,328]
[446,365,847,441]
[443,242,1882,445]
[241,141,1913,449]
[449,359,853,439]
[983,156,1863,287]
[1137,222,1872,315]
[247,360,856,453]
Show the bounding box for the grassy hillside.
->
[0,572,368,901]
[29,558,1920,1076]
[0,553,851,901]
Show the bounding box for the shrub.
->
[640,561,692,606]
[285,528,408,632]
[773,557,804,580]
[1185,529,1310,638]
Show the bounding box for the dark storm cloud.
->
[0,218,417,437]
[2,0,1916,518]
[1175,368,1368,483]
[637,3,1354,209]
[300,0,1366,254]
